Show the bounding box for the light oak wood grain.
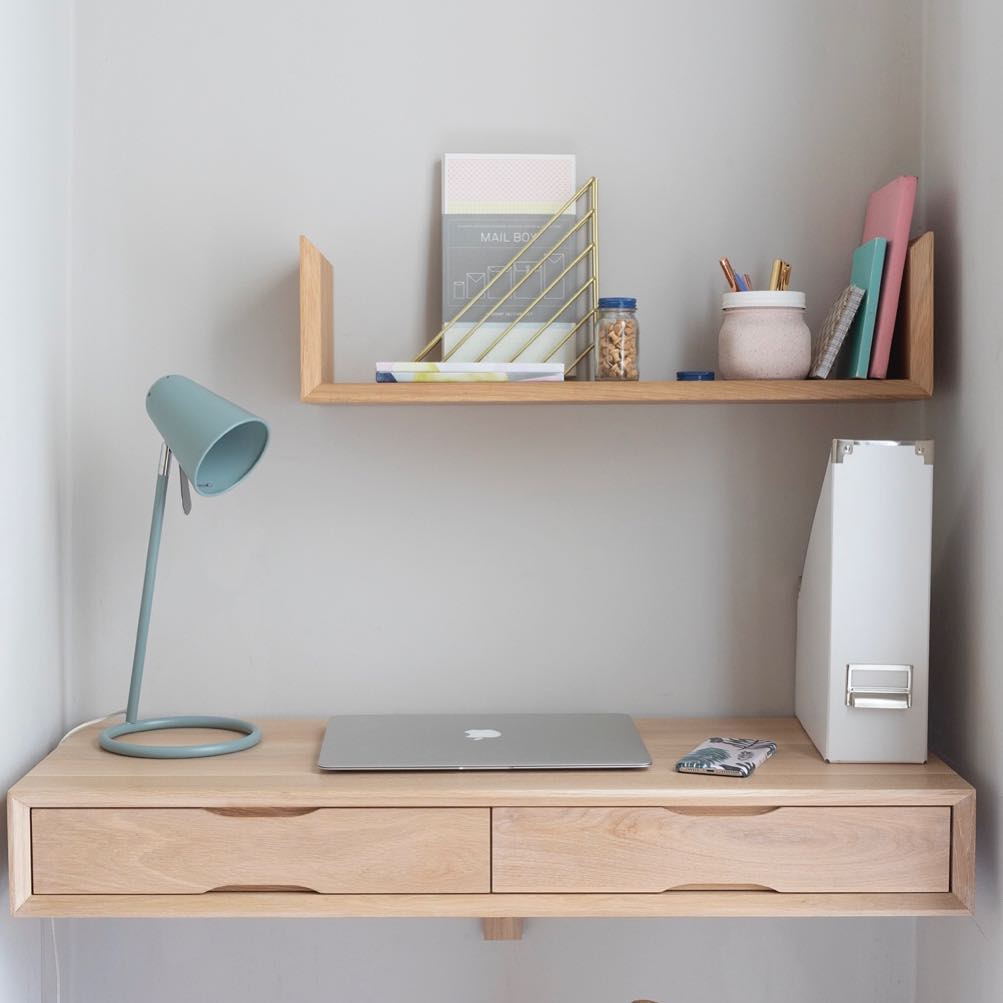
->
[33,808,489,895]
[301,378,931,405]
[482,918,523,941]
[891,232,934,393]
[12,891,970,920]
[6,797,31,912]
[951,791,976,911]
[299,235,333,400]
[493,806,950,893]
[7,718,974,921]
[8,718,972,810]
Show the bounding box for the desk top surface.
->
[10,717,972,809]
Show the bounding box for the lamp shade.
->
[146,375,268,496]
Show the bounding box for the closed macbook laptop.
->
[317,713,651,771]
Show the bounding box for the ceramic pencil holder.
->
[718,291,811,379]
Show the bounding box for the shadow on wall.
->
[931,458,1000,908]
[424,160,442,345]
[719,415,811,713]
[212,264,299,400]
[207,159,438,395]
[926,143,1001,919]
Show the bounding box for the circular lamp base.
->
[99,716,261,759]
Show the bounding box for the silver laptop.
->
[317,713,651,771]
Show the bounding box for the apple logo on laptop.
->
[465,728,501,741]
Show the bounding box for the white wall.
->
[59,1,926,1000]
[916,2,1003,1001]
[64,917,914,1003]
[0,1,73,1000]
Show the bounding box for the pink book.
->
[862,176,917,378]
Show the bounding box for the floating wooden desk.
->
[7,718,974,940]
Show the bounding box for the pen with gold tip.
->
[769,259,783,291]
[719,257,739,292]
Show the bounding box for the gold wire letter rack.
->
[413,177,599,378]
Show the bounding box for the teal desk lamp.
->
[100,375,269,759]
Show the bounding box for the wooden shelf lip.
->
[302,378,931,405]
[15,891,969,920]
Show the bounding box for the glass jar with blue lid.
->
[596,297,639,380]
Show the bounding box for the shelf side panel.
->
[892,231,934,394]
[299,236,334,400]
[951,791,976,912]
[7,797,32,913]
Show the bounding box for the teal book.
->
[839,237,888,378]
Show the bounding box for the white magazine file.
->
[795,439,934,763]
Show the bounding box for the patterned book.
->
[375,361,564,383]
[376,372,563,382]
[810,284,865,378]
[675,737,777,778]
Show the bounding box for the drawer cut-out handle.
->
[665,807,780,817]
[206,807,318,818]
[208,885,320,893]
[670,883,777,892]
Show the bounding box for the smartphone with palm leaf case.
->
[675,737,776,778]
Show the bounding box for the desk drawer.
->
[492,807,950,893]
[33,808,490,894]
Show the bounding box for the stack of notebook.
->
[827,175,917,379]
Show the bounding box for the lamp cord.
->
[48,710,125,1001]
[58,710,125,746]
[48,918,60,1003]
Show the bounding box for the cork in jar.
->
[596,297,639,381]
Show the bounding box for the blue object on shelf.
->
[598,297,637,309]
[99,376,269,760]
[677,370,716,380]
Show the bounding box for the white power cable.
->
[58,710,125,745]
[49,918,60,1003]
[48,710,125,1001]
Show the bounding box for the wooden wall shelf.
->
[298,233,934,405]
[300,378,931,405]
[8,717,973,939]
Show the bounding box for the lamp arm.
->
[125,445,172,723]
